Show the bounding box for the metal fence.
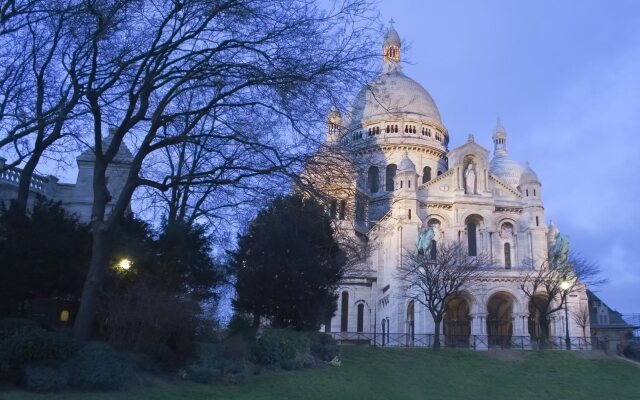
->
[328,332,599,351]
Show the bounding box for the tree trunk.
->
[433,317,442,349]
[15,151,42,214]
[73,226,110,340]
[73,155,110,341]
[538,316,550,351]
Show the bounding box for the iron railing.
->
[328,332,599,350]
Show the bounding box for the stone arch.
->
[444,292,474,346]
[486,291,516,347]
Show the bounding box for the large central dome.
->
[349,70,443,127]
[343,25,445,134]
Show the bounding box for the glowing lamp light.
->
[560,280,571,291]
[60,310,70,322]
[117,259,132,270]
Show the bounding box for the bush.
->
[623,341,640,362]
[0,318,39,340]
[66,341,133,390]
[0,328,75,382]
[24,364,69,393]
[252,329,311,370]
[309,332,340,362]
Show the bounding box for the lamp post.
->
[560,280,571,350]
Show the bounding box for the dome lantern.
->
[383,21,401,64]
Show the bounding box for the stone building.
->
[321,25,591,348]
[0,130,132,222]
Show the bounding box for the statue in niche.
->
[499,223,514,240]
[464,163,477,194]
[417,225,435,256]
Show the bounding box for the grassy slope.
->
[2,347,639,400]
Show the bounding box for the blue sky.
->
[377,0,640,313]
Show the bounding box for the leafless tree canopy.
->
[396,241,491,348]
[520,249,605,348]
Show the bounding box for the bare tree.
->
[520,242,604,350]
[395,241,491,349]
[0,1,87,213]
[67,0,378,340]
[572,304,590,340]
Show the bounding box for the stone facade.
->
[321,26,590,348]
[0,131,132,222]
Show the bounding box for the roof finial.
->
[389,18,395,26]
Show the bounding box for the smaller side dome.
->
[519,162,540,185]
[398,152,416,172]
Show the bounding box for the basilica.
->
[321,26,590,348]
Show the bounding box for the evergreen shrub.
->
[66,341,133,390]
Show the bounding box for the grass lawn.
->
[2,347,639,400]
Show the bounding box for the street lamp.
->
[116,258,132,271]
[560,280,571,350]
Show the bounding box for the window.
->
[437,170,442,176]
[536,216,539,226]
[339,200,346,220]
[408,209,412,220]
[467,222,477,256]
[526,189,529,196]
[534,189,537,196]
[357,304,364,333]
[430,240,437,260]
[386,164,397,191]
[341,291,349,332]
[368,166,380,193]
[422,166,432,183]
[504,243,511,269]
[381,320,386,345]
[330,199,337,218]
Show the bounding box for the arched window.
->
[367,166,380,193]
[467,222,477,256]
[357,304,364,333]
[536,216,539,226]
[407,301,415,342]
[526,189,529,196]
[437,170,443,176]
[339,200,346,220]
[430,239,437,260]
[533,189,537,196]
[504,243,512,269]
[340,291,349,332]
[386,164,397,191]
[408,209,412,220]
[422,166,432,183]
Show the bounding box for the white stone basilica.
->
[322,26,590,347]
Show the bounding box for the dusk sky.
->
[376,0,640,313]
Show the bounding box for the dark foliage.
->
[252,329,313,370]
[24,364,70,393]
[0,199,91,315]
[0,328,76,385]
[65,341,133,390]
[231,195,346,331]
[100,282,199,367]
